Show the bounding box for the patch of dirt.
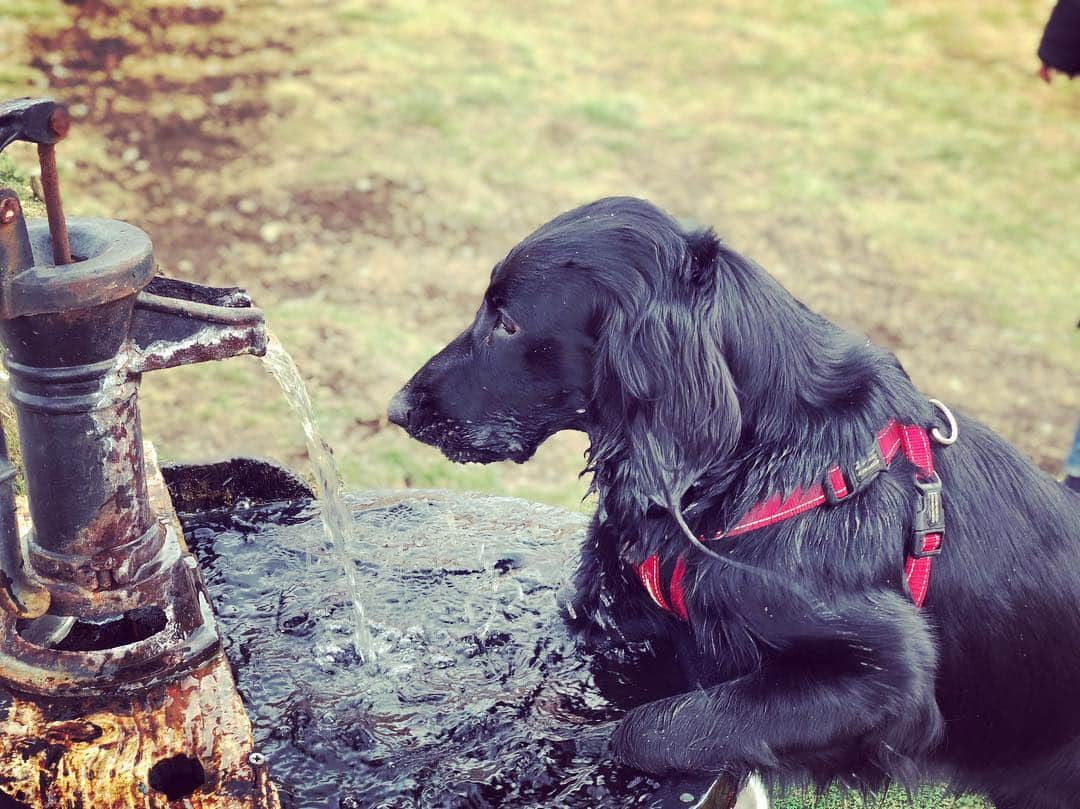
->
[26,1,282,270]
[293,182,451,245]
[22,1,437,282]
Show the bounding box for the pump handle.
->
[0,97,72,265]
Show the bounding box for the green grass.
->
[0,0,61,21]
[265,0,1077,496]
[299,0,1078,357]
[774,786,989,808]
[0,155,44,218]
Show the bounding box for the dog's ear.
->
[586,274,742,526]
[684,227,721,284]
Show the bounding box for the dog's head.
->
[389,197,741,512]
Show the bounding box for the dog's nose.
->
[387,389,413,428]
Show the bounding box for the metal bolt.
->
[0,196,19,225]
[48,106,71,139]
[247,751,266,767]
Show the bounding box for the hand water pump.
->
[0,96,268,695]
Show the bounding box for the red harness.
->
[636,420,945,622]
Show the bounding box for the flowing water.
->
[261,335,374,662]
[180,490,714,809]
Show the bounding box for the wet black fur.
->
[389,197,1080,808]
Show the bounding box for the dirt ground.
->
[0,0,1076,512]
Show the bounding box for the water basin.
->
[179,488,699,809]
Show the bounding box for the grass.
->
[774,786,989,808]
[1,3,1078,805]
[298,1,1078,342]
[253,0,1077,501]
[0,156,43,218]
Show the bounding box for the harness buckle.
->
[851,440,889,491]
[909,472,945,558]
[826,440,890,504]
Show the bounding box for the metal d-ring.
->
[928,398,959,446]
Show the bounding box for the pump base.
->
[0,444,280,808]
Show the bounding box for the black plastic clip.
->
[826,440,890,505]
[851,440,889,491]
[909,472,945,558]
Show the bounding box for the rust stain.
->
[0,195,19,225]
[0,654,279,808]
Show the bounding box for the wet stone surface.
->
[180,490,686,809]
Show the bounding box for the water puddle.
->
[261,334,374,662]
[182,490,691,808]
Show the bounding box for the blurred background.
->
[0,0,1076,513]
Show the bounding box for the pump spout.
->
[130,276,267,373]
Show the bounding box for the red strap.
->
[635,555,691,621]
[901,424,934,477]
[635,420,942,620]
[635,554,672,614]
[723,420,902,538]
[904,537,940,608]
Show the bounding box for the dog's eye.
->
[495,312,519,336]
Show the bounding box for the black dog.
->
[389,197,1080,808]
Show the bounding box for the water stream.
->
[261,334,374,662]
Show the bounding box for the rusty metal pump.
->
[0,97,268,695]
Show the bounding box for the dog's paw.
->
[736,775,770,809]
[611,692,777,777]
[611,696,720,774]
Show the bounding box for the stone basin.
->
[164,459,733,809]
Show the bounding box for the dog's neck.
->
[723,254,922,426]
[708,256,931,519]
[589,249,931,545]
